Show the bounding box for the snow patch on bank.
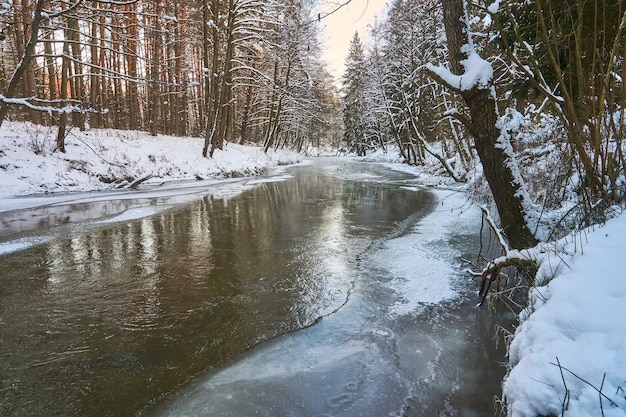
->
[503,214,626,417]
[0,235,54,255]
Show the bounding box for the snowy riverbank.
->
[1,122,625,417]
[501,213,626,417]
[0,121,303,203]
[363,151,626,417]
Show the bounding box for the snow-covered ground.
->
[1,122,625,417]
[502,213,626,417]
[0,121,303,204]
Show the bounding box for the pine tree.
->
[342,32,368,156]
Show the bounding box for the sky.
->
[318,0,390,81]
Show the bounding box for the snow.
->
[502,214,626,417]
[0,235,54,254]
[487,0,500,14]
[0,122,304,255]
[0,121,303,204]
[495,111,539,234]
[425,3,494,93]
[426,50,494,92]
[373,187,479,315]
[2,122,626,417]
[362,149,626,417]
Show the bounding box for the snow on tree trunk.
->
[429,0,537,250]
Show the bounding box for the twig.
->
[460,256,480,271]
[600,373,606,417]
[527,376,556,388]
[479,205,510,255]
[479,256,536,306]
[478,208,485,263]
[308,0,352,25]
[549,360,619,408]
[556,357,570,415]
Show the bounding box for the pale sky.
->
[318,0,389,81]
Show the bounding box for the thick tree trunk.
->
[464,89,536,249]
[439,0,537,250]
[44,31,57,102]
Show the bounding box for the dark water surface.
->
[0,159,510,416]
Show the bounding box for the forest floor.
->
[1,122,625,417]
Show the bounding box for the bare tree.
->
[0,0,332,155]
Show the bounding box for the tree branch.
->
[425,64,463,94]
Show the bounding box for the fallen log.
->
[128,174,154,189]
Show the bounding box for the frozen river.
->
[0,159,511,416]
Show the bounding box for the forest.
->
[2,0,625,250]
[343,0,626,251]
[2,1,626,416]
[0,0,341,156]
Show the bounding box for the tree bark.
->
[148,0,162,136]
[57,41,70,153]
[437,0,538,250]
[126,2,141,131]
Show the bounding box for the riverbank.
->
[372,151,626,417]
[1,122,625,417]
[0,121,303,204]
[501,213,626,417]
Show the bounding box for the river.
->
[0,159,512,416]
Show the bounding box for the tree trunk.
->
[44,30,57,101]
[438,0,538,250]
[148,0,162,137]
[57,41,70,153]
[67,13,85,130]
[0,0,46,127]
[126,2,141,130]
[239,82,254,144]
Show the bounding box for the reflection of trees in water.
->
[0,199,135,237]
[0,162,436,417]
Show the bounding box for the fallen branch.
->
[128,174,154,189]
[479,255,537,306]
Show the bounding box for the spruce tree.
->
[342,32,368,156]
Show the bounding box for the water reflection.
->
[0,160,433,417]
[0,199,132,237]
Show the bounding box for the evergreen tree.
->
[342,32,369,156]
